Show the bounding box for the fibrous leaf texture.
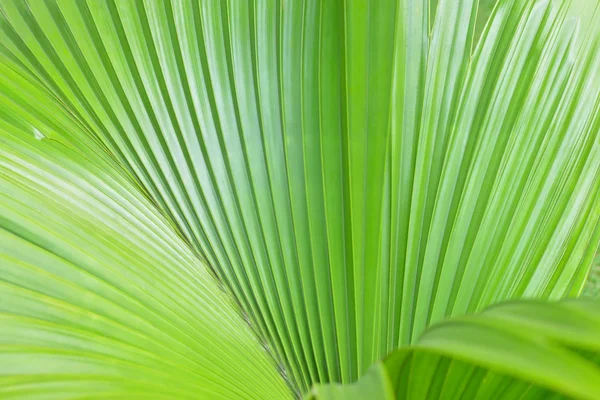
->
[0,0,599,398]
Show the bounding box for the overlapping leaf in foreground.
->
[308,299,600,400]
[1,0,600,398]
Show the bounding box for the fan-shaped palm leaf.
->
[1,0,599,398]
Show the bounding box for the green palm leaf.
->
[308,299,600,400]
[1,0,599,398]
[0,128,292,399]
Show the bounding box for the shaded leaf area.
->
[582,253,600,297]
[1,0,600,393]
[309,299,600,400]
[0,127,292,399]
[305,364,395,400]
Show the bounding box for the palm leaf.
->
[0,128,292,399]
[308,299,600,400]
[1,0,599,397]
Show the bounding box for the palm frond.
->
[0,128,292,399]
[1,0,599,395]
[308,299,600,400]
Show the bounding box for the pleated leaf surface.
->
[1,0,599,394]
[0,124,292,399]
[308,299,600,400]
